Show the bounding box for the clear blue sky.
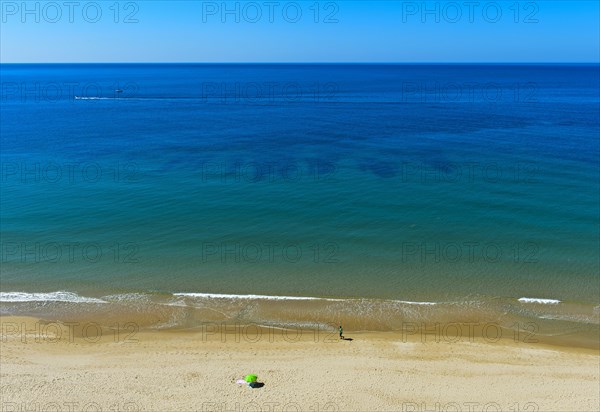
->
[1,1,599,63]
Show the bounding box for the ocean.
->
[1,64,599,346]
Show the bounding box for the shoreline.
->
[2,289,599,351]
[2,315,598,354]
[1,316,599,411]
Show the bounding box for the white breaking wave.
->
[74,96,114,100]
[0,291,106,303]
[173,292,345,301]
[0,291,438,305]
[518,297,561,304]
[396,300,437,306]
[173,292,437,305]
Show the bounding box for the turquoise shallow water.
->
[1,64,599,338]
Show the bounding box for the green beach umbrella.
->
[244,374,258,383]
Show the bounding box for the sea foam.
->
[0,291,106,303]
[173,292,437,305]
[518,297,561,304]
[173,292,345,301]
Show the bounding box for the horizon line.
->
[1,61,599,65]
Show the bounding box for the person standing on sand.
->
[339,325,344,340]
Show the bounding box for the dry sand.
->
[1,316,598,411]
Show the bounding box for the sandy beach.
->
[1,316,598,412]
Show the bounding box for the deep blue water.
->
[1,64,599,308]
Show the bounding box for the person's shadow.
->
[342,337,353,341]
[249,382,264,388]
